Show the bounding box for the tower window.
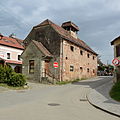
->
[93,56,95,60]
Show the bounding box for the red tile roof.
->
[0,36,24,50]
[34,19,97,55]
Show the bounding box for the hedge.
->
[0,65,26,87]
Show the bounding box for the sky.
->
[0,0,120,64]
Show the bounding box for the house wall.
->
[23,24,97,82]
[0,45,23,61]
[61,40,97,81]
[24,25,61,81]
[22,43,43,82]
[112,38,120,82]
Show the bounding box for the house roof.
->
[34,19,97,55]
[32,40,52,57]
[111,36,120,45]
[0,35,24,50]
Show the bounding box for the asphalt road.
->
[0,76,119,120]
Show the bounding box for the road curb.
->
[87,92,120,118]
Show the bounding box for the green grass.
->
[110,82,120,102]
[56,78,86,85]
[0,83,28,90]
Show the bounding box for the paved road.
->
[0,77,119,120]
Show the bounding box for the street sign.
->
[112,58,120,66]
[53,62,58,68]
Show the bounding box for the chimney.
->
[61,21,79,39]
[9,33,16,38]
[0,33,3,40]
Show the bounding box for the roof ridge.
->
[34,19,53,28]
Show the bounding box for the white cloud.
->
[0,0,120,64]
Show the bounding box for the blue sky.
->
[0,0,120,64]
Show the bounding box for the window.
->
[7,53,10,59]
[93,69,95,73]
[18,55,21,60]
[70,65,74,71]
[70,46,74,52]
[80,50,83,55]
[93,56,95,60]
[87,53,90,58]
[80,67,83,72]
[87,68,89,73]
[29,60,34,74]
[116,44,120,57]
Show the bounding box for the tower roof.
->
[61,21,79,31]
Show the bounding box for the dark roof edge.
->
[111,36,120,45]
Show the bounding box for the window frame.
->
[70,65,74,72]
[29,60,35,74]
[7,53,10,59]
[70,46,74,52]
[80,50,83,55]
[18,55,21,61]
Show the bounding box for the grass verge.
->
[0,83,28,90]
[56,78,86,85]
[110,82,120,102]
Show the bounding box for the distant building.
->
[22,19,98,83]
[0,34,24,73]
[111,36,120,82]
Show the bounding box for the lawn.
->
[110,81,120,102]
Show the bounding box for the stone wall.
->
[60,40,97,81]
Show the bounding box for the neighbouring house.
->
[0,34,24,73]
[22,19,98,83]
[111,36,120,82]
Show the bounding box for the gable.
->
[21,42,44,59]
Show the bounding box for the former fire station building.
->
[21,19,97,83]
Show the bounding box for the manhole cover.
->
[48,103,60,106]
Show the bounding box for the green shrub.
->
[8,73,26,87]
[0,65,6,83]
[110,82,120,101]
[4,65,13,83]
[0,65,13,83]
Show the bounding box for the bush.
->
[8,73,26,87]
[0,65,26,87]
[0,65,13,83]
[4,65,13,83]
[0,65,6,83]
